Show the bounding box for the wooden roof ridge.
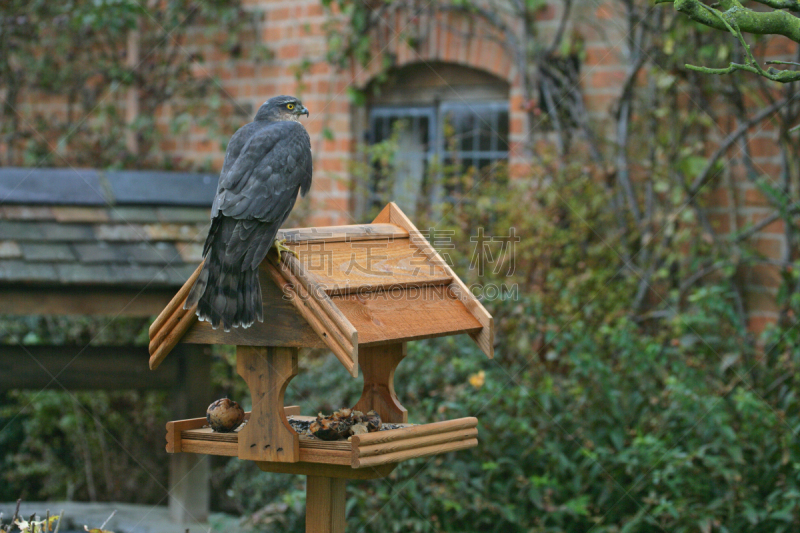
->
[148,203,494,374]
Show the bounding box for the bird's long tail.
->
[184,220,264,331]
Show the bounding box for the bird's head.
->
[254,95,309,123]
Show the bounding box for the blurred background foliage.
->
[2,0,800,531]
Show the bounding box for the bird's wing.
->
[208,120,312,270]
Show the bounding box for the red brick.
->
[704,187,730,209]
[305,3,324,17]
[332,176,350,193]
[194,138,217,153]
[263,25,284,42]
[750,212,785,235]
[748,135,781,159]
[759,36,798,59]
[588,69,627,90]
[509,162,531,178]
[746,289,779,314]
[595,3,617,20]
[585,45,620,67]
[510,116,525,135]
[271,7,290,20]
[310,177,332,192]
[325,197,349,211]
[747,265,783,289]
[744,187,774,208]
[748,314,777,335]
[308,214,335,226]
[319,158,345,172]
[708,213,731,234]
[583,92,617,112]
[752,236,784,258]
[535,3,557,21]
[279,43,301,59]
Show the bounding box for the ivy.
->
[0,0,262,169]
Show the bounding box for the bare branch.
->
[546,0,573,56]
[689,95,795,195]
[688,61,800,82]
[735,200,800,241]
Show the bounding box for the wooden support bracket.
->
[236,346,299,462]
[353,343,407,423]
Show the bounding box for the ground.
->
[0,502,239,533]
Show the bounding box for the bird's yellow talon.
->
[274,238,298,259]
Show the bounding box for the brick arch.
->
[352,9,516,89]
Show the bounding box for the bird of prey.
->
[184,95,312,331]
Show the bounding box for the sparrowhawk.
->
[185,95,312,331]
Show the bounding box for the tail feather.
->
[184,217,269,331]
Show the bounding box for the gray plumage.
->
[184,95,312,331]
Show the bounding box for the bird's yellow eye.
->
[287,103,295,110]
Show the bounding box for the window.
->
[367,100,509,216]
[358,62,511,219]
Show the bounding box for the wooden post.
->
[306,476,346,533]
[169,344,211,524]
[236,345,300,462]
[353,343,407,423]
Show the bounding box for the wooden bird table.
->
[149,203,493,532]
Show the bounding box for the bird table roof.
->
[148,203,493,377]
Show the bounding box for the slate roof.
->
[0,168,218,288]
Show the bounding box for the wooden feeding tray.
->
[147,202,494,531]
[166,410,478,475]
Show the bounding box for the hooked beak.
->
[300,105,309,118]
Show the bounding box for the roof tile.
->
[21,243,75,262]
[1,206,55,221]
[0,241,22,258]
[39,223,95,241]
[0,168,230,288]
[0,168,107,205]
[106,171,217,206]
[107,264,172,284]
[176,242,204,262]
[108,207,161,223]
[94,224,150,242]
[0,221,45,240]
[165,264,202,285]
[117,242,181,265]
[145,223,208,242]
[72,242,119,263]
[55,264,113,284]
[0,260,58,282]
[156,207,210,223]
[51,207,110,223]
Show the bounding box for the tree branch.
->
[657,0,800,42]
[689,95,795,195]
[752,0,800,13]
